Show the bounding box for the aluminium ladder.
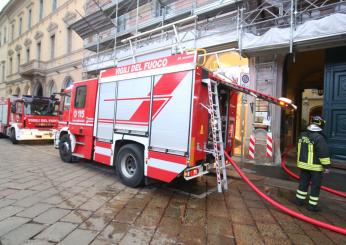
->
[206,79,228,193]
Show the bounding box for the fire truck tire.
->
[10,129,18,144]
[116,144,144,187]
[59,134,73,163]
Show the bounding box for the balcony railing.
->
[19,60,47,78]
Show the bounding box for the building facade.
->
[72,0,346,163]
[0,7,9,99]
[0,0,85,99]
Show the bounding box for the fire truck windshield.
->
[24,99,58,116]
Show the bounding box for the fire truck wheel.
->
[116,144,144,187]
[59,134,73,163]
[10,129,18,144]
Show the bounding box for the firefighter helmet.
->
[310,116,326,128]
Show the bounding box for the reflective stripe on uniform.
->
[297,161,323,171]
[308,144,313,164]
[319,157,331,165]
[309,196,319,201]
[309,200,318,206]
[297,190,307,195]
[296,194,306,200]
[297,142,301,162]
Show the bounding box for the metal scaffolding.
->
[70,0,346,75]
[238,0,346,53]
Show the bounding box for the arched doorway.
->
[34,82,43,96]
[282,50,325,146]
[8,88,13,96]
[23,84,31,95]
[15,87,21,96]
[63,76,74,88]
[47,80,57,96]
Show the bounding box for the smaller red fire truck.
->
[55,52,296,188]
[0,95,59,144]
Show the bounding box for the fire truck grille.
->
[35,123,55,128]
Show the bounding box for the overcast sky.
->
[0,0,11,12]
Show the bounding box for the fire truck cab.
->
[55,86,72,131]
[0,95,59,144]
[55,53,295,187]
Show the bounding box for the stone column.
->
[246,53,285,165]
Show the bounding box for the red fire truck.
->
[55,53,295,187]
[0,95,59,144]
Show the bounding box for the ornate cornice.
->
[15,44,22,52]
[34,31,43,40]
[47,22,59,34]
[26,2,34,9]
[63,11,77,26]
[24,38,32,47]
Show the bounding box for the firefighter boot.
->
[294,198,304,207]
[294,189,307,206]
[307,204,321,212]
[307,196,320,212]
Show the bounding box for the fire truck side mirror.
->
[11,103,16,113]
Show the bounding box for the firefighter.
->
[295,116,331,212]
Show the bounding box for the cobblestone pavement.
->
[0,139,345,245]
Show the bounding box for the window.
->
[1,63,5,81]
[50,35,55,59]
[52,0,57,11]
[64,76,73,88]
[154,1,169,17]
[3,27,6,43]
[255,98,269,124]
[39,0,44,20]
[19,17,22,35]
[17,102,23,114]
[37,42,41,61]
[17,53,20,72]
[66,28,72,53]
[117,15,126,33]
[11,24,15,41]
[48,81,57,95]
[26,48,30,62]
[155,1,163,17]
[74,86,87,108]
[28,9,32,29]
[9,57,12,74]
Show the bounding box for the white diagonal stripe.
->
[95,146,112,156]
[148,158,186,173]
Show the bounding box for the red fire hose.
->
[224,152,346,235]
[281,146,346,198]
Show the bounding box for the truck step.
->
[76,141,85,145]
